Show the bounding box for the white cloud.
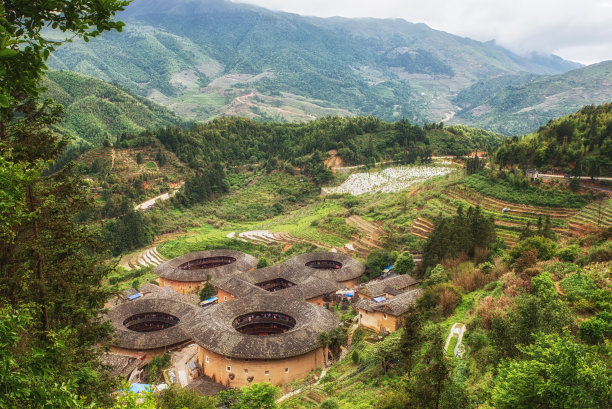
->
[233,0,612,64]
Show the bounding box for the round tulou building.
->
[154,249,257,294]
[282,251,365,288]
[106,295,198,357]
[189,295,337,387]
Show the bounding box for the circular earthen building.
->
[154,250,257,294]
[189,295,337,387]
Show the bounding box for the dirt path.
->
[110,148,115,170]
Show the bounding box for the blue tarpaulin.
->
[373,296,387,303]
[200,296,218,306]
[127,293,142,300]
[128,383,152,393]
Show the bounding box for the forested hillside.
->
[495,103,612,176]
[43,71,183,146]
[47,0,583,128]
[452,61,612,134]
[120,116,505,169]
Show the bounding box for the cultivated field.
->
[326,165,453,195]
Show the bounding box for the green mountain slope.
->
[43,71,183,146]
[452,61,612,135]
[48,0,582,126]
[495,102,612,176]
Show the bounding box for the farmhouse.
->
[355,288,423,334]
[154,249,257,294]
[355,274,418,300]
[106,290,198,357]
[189,295,337,388]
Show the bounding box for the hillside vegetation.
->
[495,102,612,176]
[452,61,612,135]
[43,71,182,146]
[48,0,583,129]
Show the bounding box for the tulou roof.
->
[154,249,257,282]
[282,251,365,283]
[213,263,341,301]
[188,295,337,359]
[355,288,423,317]
[355,274,418,298]
[106,296,198,350]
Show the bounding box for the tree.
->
[400,307,422,373]
[394,252,415,276]
[492,333,612,409]
[1,0,129,133]
[199,277,217,301]
[405,326,450,409]
[233,383,279,409]
[0,1,129,406]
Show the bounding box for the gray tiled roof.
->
[282,252,365,283]
[355,274,418,298]
[188,295,337,359]
[355,288,423,316]
[106,296,198,350]
[154,250,257,282]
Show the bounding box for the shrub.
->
[425,264,448,286]
[147,354,171,383]
[579,311,612,344]
[351,350,360,364]
[394,251,415,275]
[531,272,557,301]
[511,236,558,261]
[561,273,597,301]
[320,399,340,409]
[440,288,460,316]
[479,261,494,274]
[557,244,580,262]
[464,329,489,352]
[587,241,612,262]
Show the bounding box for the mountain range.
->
[47,0,612,135]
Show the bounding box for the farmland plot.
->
[327,165,453,195]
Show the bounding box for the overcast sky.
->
[234,0,612,65]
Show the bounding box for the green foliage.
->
[320,398,340,409]
[490,294,573,359]
[146,354,171,383]
[157,385,215,409]
[510,236,558,261]
[0,0,128,117]
[557,244,581,262]
[365,249,398,279]
[530,272,557,301]
[231,382,279,409]
[257,257,271,268]
[423,205,496,268]
[104,210,154,256]
[464,173,588,208]
[394,251,415,276]
[0,307,89,409]
[560,272,598,301]
[494,103,612,176]
[579,311,612,344]
[351,350,360,364]
[492,332,612,409]
[199,279,217,301]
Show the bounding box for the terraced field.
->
[409,183,611,247]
